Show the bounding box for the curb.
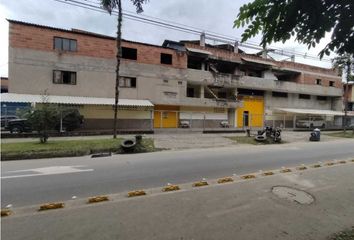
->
[262,171,274,176]
[39,202,64,211]
[241,174,256,179]
[217,177,234,184]
[1,209,13,217]
[280,168,292,173]
[127,190,147,197]
[162,184,180,192]
[193,181,209,187]
[87,196,109,204]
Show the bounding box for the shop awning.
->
[241,57,277,66]
[1,93,154,107]
[275,108,348,116]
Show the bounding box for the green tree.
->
[27,95,59,143]
[234,0,354,58]
[100,0,148,138]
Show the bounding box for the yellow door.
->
[154,105,179,128]
[237,96,264,128]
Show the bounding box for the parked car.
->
[7,110,84,133]
[1,115,19,128]
[179,120,190,128]
[296,117,326,128]
[220,121,230,128]
[7,119,32,133]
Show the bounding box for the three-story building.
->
[3,20,343,130]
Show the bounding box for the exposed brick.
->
[9,22,187,69]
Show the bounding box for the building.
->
[2,20,345,130]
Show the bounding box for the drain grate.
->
[272,186,314,205]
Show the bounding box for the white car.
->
[296,118,326,128]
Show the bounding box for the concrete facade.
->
[7,20,344,129]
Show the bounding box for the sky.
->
[0,0,335,78]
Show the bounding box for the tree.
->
[101,0,148,138]
[234,0,354,58]
[27,95,59,143]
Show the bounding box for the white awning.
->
[0,93,154,107]
[275,108,350,116]
[241,57,277,66]
[186,47,212,55]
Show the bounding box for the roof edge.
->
[7,19,170,50]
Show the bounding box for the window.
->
[237,88,264,96]
[160,53,172,65]
[187,87,195,97]
[317,96,327,101]
[187,56,202,70]
[316,79,322,85]
[329,81,335,87]
[54,37,77,52]
[163,79,169,83]
[121,47,137,60]
[53,70,76,85]
[162,112,168,119]
[299,94,311,99]
[119,76,136,88]
[178,81,183,85]
[272,91,288,98]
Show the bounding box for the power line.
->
[54,0,333,63]
[61,0,335,62]
[79,0,335,63]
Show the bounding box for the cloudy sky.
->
[0,0,335,78]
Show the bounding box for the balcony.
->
[185,69,238,87]
[238,76,342,97]
[185,69,342,97]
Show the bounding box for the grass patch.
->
[1,138,156,160]
[325,131,354,138]
[226,136,284,145]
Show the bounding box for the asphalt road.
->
[2,139,354,207]
[3,164,354,240]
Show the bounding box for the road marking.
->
[1,166,93,179]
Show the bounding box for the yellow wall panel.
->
[154,105,179,128]
[237,97,264,127]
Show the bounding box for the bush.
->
[27,104,59,143]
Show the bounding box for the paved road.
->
[3,163,354,240]
[2,139,354,207]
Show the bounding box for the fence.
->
[153,110,353,131]
[2,102,353,132]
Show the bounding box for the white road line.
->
[1,166,94,179]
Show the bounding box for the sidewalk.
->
[1,130,341,150]
[3,163,354,240]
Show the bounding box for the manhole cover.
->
[272,186,314,205]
